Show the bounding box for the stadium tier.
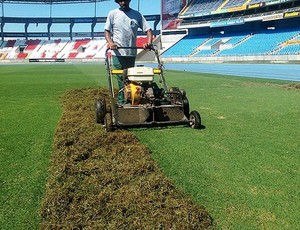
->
[180,0,291,18]
[161,27,300,58]
[0,37,156,60]
[182,0,224,15]
[1,0,300,62]
[0,38,105,60]
[161,0,300,61]
[1,29,300,61]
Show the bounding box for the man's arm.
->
[143,29,153,49]
[105,30,117,50]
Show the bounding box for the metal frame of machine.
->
[95,46,202,131]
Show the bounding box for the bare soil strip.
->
[39,88,213,229]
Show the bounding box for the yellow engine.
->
[124,82,142,105]
[123,66,158,105]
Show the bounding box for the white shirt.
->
[104,8,151,56]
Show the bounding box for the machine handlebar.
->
[105,45,155,56]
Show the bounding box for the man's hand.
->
[144,29,153,50]
[109,42,118,50]
[143,43,153,50]
[105,30,118,50]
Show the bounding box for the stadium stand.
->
[25,39,41,51]
[0,37,155,60]
[17,52,28,59]
[273,33,300,55]
[222,0,247,10]
[162,27,300,58]
[160,0,300,61]
[162,35,209,57]
[276,43,300,55]
[0,0,299,62]
[160,33,186,53]
[219,28,300,56]
[1,28,299,61]
[182,0,223,16]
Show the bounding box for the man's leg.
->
[112,56,135,105]
[112,56,125,105]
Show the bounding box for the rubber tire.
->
[183,96,190,117]
[189,110,201,129]
[95,99,106,124]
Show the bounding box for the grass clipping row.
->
[40,88,213,229]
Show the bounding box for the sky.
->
[0,0,161,33]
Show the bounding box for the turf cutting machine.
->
[95,46,202,131]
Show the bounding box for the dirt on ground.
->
[242,82,300,90]
[39,88,213,229]
[284,83,300,90]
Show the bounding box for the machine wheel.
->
[189,110,201,129]
[104,112,113,132]
[95,98,106,124]
[183,96,190,117]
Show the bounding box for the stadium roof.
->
[0,0,111,4]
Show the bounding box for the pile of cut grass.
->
[40,88,213,229]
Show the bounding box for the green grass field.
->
[0,63,299,229]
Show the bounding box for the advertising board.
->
[162,0,186,30]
